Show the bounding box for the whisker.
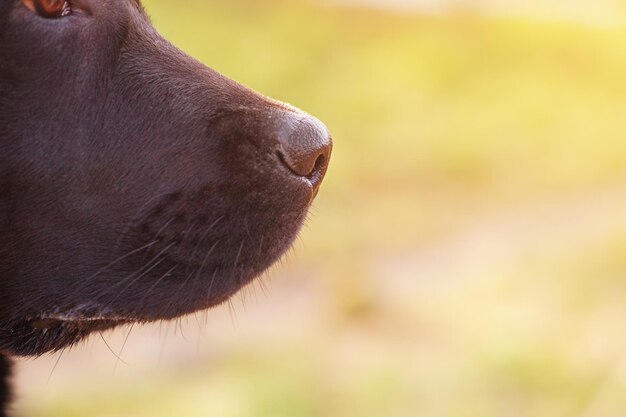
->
[133,265,178,316]
[163,268,196,320]
[243,217,253,240]
[140,217,174,263]
[74,240,159,294]
[193,312,205,338]
[114,191,170,251]
[227,299,238,328]
[46,347,66,386]
[206,269,218,300]
[98,331,128,366]
[178,318,190,343]
[103,257,167,309]
[154,218,175,241]
[195,240,220,281]
[195,313,203,353]
[158,321,171,366]
[114,323,135,373]
[187,216,224,273]
[233,240,245,270]
[98,240,177,303]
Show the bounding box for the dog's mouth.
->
[0,301,136,356]
[32,302,131,327]
[2,314,129,356]
[30,315,130,331]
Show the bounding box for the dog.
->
[0,0,332,414]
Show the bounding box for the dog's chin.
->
[2,203,308,357]
[3,281,251,357]
[3,316,128,357]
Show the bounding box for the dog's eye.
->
[23,0,71,18]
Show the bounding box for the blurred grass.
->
[15,1,626,416]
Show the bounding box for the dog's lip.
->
[30,313,131,330]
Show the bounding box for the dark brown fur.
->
[0,0,331,414]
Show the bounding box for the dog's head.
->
[0,0,331,356]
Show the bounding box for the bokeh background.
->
[14,0,626,416]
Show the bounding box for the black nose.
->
[276,111,332,186]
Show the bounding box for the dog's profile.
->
[0,0,331,414]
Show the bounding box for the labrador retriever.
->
[0,0,332,414]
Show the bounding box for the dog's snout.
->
[276,112,332,185]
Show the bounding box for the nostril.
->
[276,112,332,183]
[277,149,328,179]
[310,153,327,178]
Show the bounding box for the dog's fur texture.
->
[0,0,331,413]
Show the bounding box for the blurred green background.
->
[14,0,626,416]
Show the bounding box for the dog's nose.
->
[276,111,332,186]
